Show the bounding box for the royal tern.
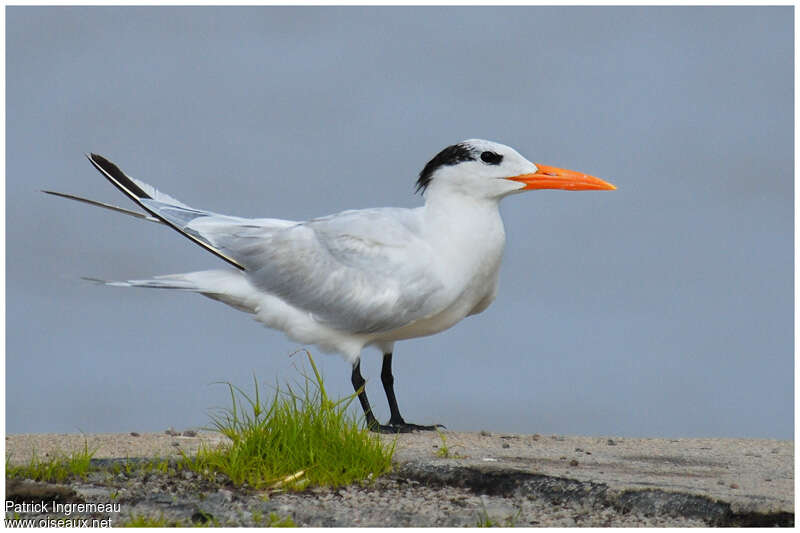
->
[45,139,615,433]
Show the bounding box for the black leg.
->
[381,352,406,426]
[351,360,380,431]
[379,352,443,433]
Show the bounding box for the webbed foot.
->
[370,422,445,434]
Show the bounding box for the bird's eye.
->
[480,151,503,165]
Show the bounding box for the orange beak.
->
[507,164,616,191]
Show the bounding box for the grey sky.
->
[7,6,792,438]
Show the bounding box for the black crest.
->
[415,143,475,194]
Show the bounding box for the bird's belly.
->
[373,283,495,342]
[381,308,464,341]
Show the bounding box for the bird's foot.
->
[370,422,445,434]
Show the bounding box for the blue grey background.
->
[7,7,793,438]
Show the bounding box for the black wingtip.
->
[87,153,152,199]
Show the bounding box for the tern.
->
[45,140,615,433]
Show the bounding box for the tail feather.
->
[43,190,162,223]
[82,276,198,289]
[87,154,191,208]
[85,154,246,271]
[86,270,261,314]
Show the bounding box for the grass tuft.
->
[434,429,464,459]
[122,511,295,528]
[475,499,520,527]
[6,440,95,483]
[121,514,170,527]
[252,511,297,527]
[184,350,394,490]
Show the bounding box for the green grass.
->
[435,429,451,458]
[6,440,95,483]
[7,351,390,531]
[6,447,187,485]
[109,456,186,478]
[434,429,464,459]
[184,350,394,490]
[120,513,219,527]
[121,514,170,527]
[122,511,295,527]
[475,502,521,527]
[476,509,497,528]
[252,511,297,527]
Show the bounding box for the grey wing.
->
[220,209,446,334]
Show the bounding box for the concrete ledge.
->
[5,430,793,526]
[387,431,793,520]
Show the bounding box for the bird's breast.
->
[376,263,501,342]
[374,207,506,342]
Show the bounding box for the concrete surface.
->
[5,430,793,526]
[390,431,793,514]
[389,431,793,525]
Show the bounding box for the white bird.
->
[45,140,615,433]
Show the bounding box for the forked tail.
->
[83,154,245,270]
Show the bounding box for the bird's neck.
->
[421,192,506,253]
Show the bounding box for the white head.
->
[416,139,615,202]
